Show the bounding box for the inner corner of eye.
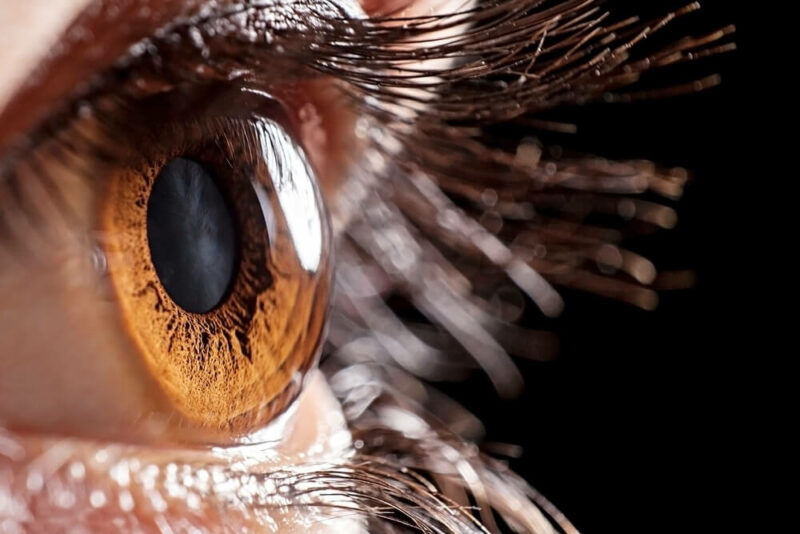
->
[97,114,334,432]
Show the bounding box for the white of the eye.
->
[253,117,324,272]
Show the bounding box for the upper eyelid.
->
[0,0,189,153]
[0,2,89,113]
[0,0,365,160]
[0,0,734,169]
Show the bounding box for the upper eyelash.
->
[0,0,733,373]
[155,0,735,120]
[1,0,732,172]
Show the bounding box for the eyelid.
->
[0,0,179,152]
[0,1,89,112]
[0,5,371,236]
[0,0,365,156]
[359,0,471,18]
[0,371,364,532]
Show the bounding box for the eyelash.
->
[0,0,732,386]
[8,1,733,153]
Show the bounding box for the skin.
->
[0,1,92,113]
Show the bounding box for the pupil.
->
[147,157,237,314]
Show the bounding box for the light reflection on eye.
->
[254,117,324,272]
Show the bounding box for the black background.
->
[442,2,759,532]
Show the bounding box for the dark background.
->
[442,2,759,531]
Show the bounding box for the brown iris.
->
[99,114,331,432]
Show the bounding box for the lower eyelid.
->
[0,371,359,533]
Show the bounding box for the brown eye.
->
[0,88,332,436]
[102,110,332,431]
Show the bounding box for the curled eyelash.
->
[14,0,731,313]
[128,0,732,310]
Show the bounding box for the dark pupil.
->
[147,157,237,314]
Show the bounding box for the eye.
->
[2,80,333,436]
[102,93,331,430]
[0,0,735,531]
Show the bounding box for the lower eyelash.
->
[0,423,570,534]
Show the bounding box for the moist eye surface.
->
[146,157,237,314]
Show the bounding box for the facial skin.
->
[0,2,89,111]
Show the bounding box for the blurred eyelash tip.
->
[718,23,738,36]
[496,370,525,400]
[514,138,543,169]
[653,269,698,291]
[630,258,658,286]
[506,261,564,318]
[482,441,524,459]
[697,73,723,91]
[636,290,660,311]
[650,206,679,229]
